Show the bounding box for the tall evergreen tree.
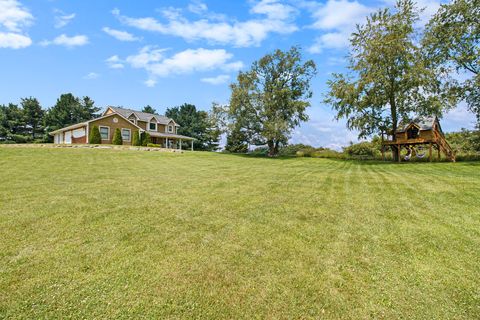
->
[21,97,44,139]
[166,103,221,151]
[0,103,29,142]
[142,105,157,114]
[44,93,100,139]
[225,124,249,153]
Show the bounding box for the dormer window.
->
[407,126,419,139]
[168,125,173,133]
[149,122,157,131]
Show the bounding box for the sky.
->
[0,0,476,149]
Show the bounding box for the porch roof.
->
[148,131,195,140]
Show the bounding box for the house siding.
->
[89,114,139,145]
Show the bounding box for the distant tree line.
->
[0,93,100,143]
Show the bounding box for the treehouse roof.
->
[396,116,442,133]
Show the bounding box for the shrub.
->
[343,141,380,159]
[140,132,151,146]
[132,130,141,146]
[89,126,101,144]
[112,128,123,145]
[311,149,344,159]
[280,144,316,156]
[147,143,161,148]
[248,147,269,156]
[7,134,32,143]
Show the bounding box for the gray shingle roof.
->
[397,116,438,132]
[109,106,177,125]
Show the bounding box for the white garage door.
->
[64,131,72,144]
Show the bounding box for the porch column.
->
[179,139,182,150]
[191,140,193,151]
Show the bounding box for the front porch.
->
[149,132,195,150]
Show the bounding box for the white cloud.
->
[307,0,374,53]
[0,0,33,32]
[106,55,124,69]
[112,0,297,47]
[102,27,140,41]
[144,79,157,87]
[0,31,31,48]
[84,72,100,79]
[126,46,167,68]
[54,10,75,28]
[201,74,230,85]
[40,34,89,47]
[0,0,33,49]
[187,0,208,14]
[250,0,298,20]
[442,102,476,131]
[121,46,242,86]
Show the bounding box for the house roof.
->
[396,116,439,132]
[49,111,143,135]
[49,121,88,134]
[107,106,179,126]
[148,131,195,140]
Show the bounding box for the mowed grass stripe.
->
[0,147,479,319]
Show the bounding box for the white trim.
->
[121,128,131,142]
[167,125,174,133]
[99,126,110,141]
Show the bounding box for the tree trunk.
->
[390,93,399,162]
[267,140,278,157]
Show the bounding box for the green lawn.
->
[1,146,479,319]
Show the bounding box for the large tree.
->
[44,93,100,137]
[324,0,458,160]
[228,46,316,156]
[21,97,44,139]
[423,0,480,126]
[0,103,29,142]
[142,105,157,114]
[166,103,221,151]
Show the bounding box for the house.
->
[382,116,455,162]
[49,106,195,150]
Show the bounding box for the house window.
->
[121,128,131,141]
[129,118,136,125]
[149,122,157,131]
[99,126,110,140]
[168,125,173,133]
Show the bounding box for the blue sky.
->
[0,0,476,149]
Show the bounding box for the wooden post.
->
[429,142,433,162]
[179,139,182,150]
[398,144,401,163]
[191,140,193,151]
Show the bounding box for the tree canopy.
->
[166,103,220,151]
[423,0,480,126]
[325,0,458,149]
[228,46,316,156]
[44,94,100,138]
[142,105,157,114]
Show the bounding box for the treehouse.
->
[382,116,455,162]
